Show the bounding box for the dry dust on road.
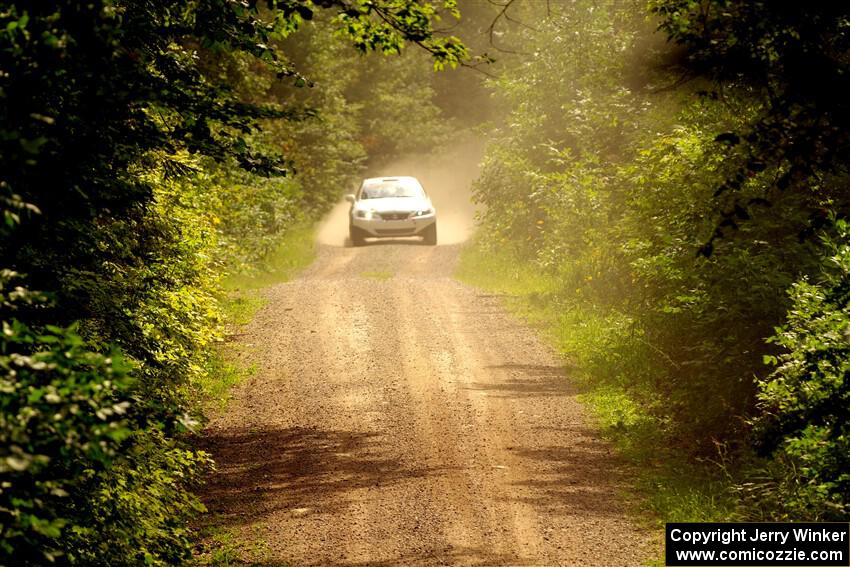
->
[200,240,657,566]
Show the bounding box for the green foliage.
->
[650,1,850,249]
[199,349,257,415]
[192,523,270,566]
[223,222,316,291]
[62,429,212,566]
[186,158,304,275]
[469,0,850,523]
[456,236,554,297]
[278,19,457,212]
[1,0,467,563]
[0,276,133,565]
[333,0,467,70]
[748,220,850,519]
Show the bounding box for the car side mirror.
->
[344,194,355,203]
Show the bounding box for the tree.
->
[0,1,467,563]
[650,1,850,252]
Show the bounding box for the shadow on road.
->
[248,548,539,566]
[461,363,579,398]
[507,439,636,519]
[197,425,454,528]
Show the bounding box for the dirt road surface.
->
[200,239,658,566]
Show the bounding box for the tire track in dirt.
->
[200,243,659,566]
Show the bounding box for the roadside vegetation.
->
[0,2,468,565]
[461,0,850,524]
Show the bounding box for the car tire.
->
[422,223,437,246]
[350,225,367,247]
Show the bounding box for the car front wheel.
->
[349,225,367,247]
[422,223,437,246]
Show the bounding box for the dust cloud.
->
[315,139,484,246]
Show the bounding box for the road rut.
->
[201,242,656,566]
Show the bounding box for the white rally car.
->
[346,176,437,246]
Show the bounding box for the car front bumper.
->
[351,214,436,237]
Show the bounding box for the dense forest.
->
[463,0,850,524]
[1,0,848,565]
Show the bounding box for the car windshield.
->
[360,180,423,199]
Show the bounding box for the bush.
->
[62,429,211,566]
[750,219,850,519]
[1,2,468,563]
[0,276,133,564]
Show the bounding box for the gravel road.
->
[200,240,658,566]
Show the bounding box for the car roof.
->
[362,176,421,185]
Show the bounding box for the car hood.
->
[355,197,432,212]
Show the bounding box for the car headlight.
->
[413,208,433,217]
[355,209,373,219]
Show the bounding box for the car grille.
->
[375,228,415,235]
[378,212,410,221]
